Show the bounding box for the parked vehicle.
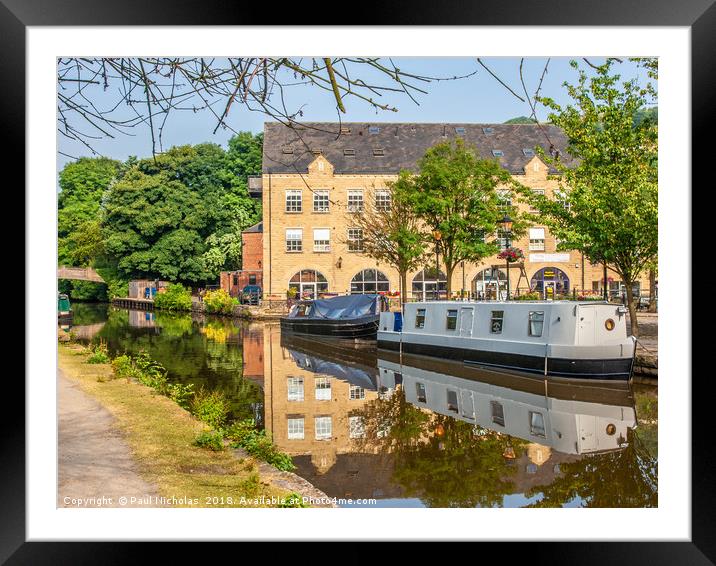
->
[378,300,636,381]
[241,285,262,305]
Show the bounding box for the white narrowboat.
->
[377,355,636,455]
[378,301,636,381]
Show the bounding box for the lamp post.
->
[432,230,442,301]
[498,214,513,301]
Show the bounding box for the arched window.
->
[412,268,447,301]
[289,270,328,300]
[472,268,507,300]
[351,269,389,294]
[531,267,570,299]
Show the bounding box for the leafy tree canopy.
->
[503,116,538,124]
[396,139,527,295]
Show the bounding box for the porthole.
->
[606,424,616,435]
[605,319,615,331]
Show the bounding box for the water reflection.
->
[62,305,657,508]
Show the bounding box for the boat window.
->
[491,401,505,426]
[490,310,504,334]
[528,311,545,336]
[416,382,427,403]
[415,308,426,328]
[447,390,459,413]
[529,411,546,437]
[446,309,458,330]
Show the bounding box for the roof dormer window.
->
[372,148,384,156]
[455,127,466,135]
[368,126,380,134]
[523,148,535,157]
[492,149,504,157]
[482,127,494,135]
[343,148,355,156]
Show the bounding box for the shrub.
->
[111,354,136,379]
[224,419,296,472]
[190,388,231,430]
[167,382,195,409]
[86,340,110,364]
[514,292,540,301]
[154,283,193,311]
[203,289,239,315]
[193,430,225,451]
[278,492,309,508]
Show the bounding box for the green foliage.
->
[62,280,108,302]
[278,493,309,508]
[153,283,193,311]
[224,419,296,472]
[396,139,526,295]
[203,289,239,315]
[111,354,135,378]
[191,388,231,430]
[58,157,121,265]
[193,430,225,451]
[514,292,540,301]
[167,382,195,410]
[86,340,110,364]
[100,137,262,284]
[521,59,658,335]
[503,116,537,124]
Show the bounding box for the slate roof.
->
[262,122,573,175]
[242,221,263,233]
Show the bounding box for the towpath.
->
[57,369,160,507]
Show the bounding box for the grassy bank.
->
[58,343,307,507]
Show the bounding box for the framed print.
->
[8,0,712,560]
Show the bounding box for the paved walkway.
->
[58,369,159,507]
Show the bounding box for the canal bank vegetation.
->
[58,342,308,507]
[153,283,193,311]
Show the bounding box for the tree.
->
[503,116,537,124]
[517,60,657,336]
[57,58,476,156]
[344,179,426,304]
[58,156,120,265]
[396,139,525,296]
[101,137,262,285]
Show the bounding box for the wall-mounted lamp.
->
[336,256,342,269]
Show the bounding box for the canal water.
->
[64,303,658,508]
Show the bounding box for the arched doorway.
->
[472,268,507,300]
[531,267,570,299]
[412,268,447,301]
[289,270,328,299]
[351,269,390,294]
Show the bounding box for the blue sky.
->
[56,57,654,175]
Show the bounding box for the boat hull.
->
[377,339,634,381]
[281,315,379,339]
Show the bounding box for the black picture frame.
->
[8,0,710,561]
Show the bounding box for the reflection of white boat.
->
[377,353,636,455]
[378,301,636,381]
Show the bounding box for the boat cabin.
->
[378,301,636,380]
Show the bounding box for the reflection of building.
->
[378,353,636,455]
[128,309,156,328]
[241,322,265,385]
[262,325,381,473]
[258,122,651,301]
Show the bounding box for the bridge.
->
[57,266,105,283]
